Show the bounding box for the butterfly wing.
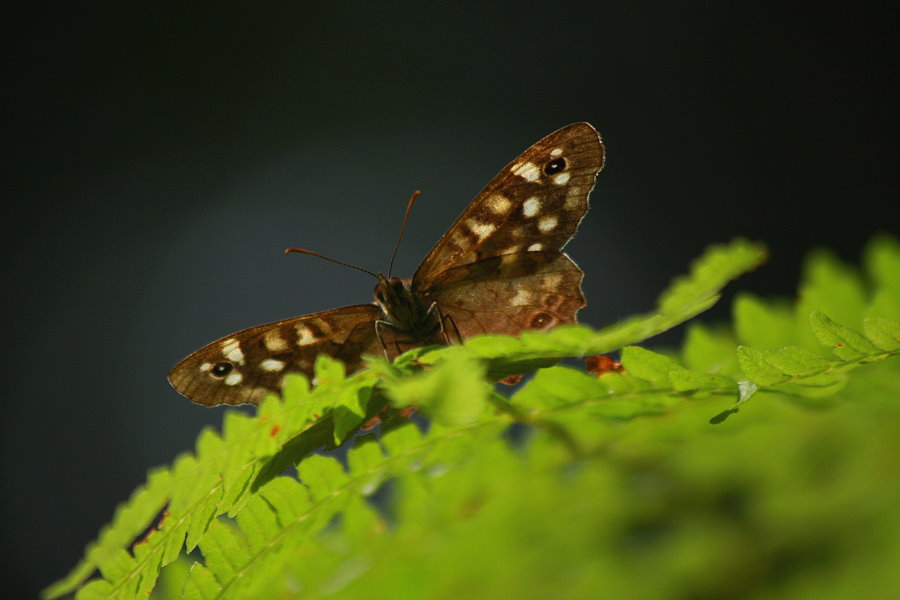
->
[168,304,384,406]
[413,122,604,335]
[412,122,604,287]
[425,251,586,337]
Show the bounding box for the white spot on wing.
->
[538,216,558,232]
[264,330,289,352]
[221,338,244,364]
[512,161,540,182]
[528,243,543,252]
[550,147,563,157]
[467,219,497,241]
[510,289,532,306]
[260,358,286,372]
[543,274,564,288]
[485,194,512,214]
[553,172,571,185]
[312,318,332,335]
[224,372,243,386]
[296,325,316,346]
[522,197,541,217]
[200,362,212,372]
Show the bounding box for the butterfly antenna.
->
[388,190,421,278]
[284,247,378,279]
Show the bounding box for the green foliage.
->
[45,237,900,600]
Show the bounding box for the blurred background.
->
[3,2,895,596]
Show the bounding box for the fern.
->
[44,236,900,599]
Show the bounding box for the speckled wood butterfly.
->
[169,122,605,406]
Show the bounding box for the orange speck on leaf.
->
[361,415,382,430]
[585,354,624,376]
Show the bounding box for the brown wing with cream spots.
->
[424,251,586,337]
[168,304,385,406]
[412,122,604,288]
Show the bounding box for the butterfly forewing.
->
[168,305,383,406]
[413,122,604,288]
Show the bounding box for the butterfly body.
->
[373,274,444,347]
[170,123,605,406]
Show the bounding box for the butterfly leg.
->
[374,320,391,358]
[426,303,462,345]
[375,319,407,359]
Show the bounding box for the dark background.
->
[3,2,895,596]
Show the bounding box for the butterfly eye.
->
[210,362,233,377]
[543,157,566,175]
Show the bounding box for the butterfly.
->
[169,122,605,406]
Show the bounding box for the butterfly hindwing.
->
[167,304,383,406]
[425,251,586,337]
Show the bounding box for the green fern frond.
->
[46,365,384,599]
[43,236,900,600]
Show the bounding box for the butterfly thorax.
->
[373,274,441,342]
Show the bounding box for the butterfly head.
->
[373,274,406,307]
